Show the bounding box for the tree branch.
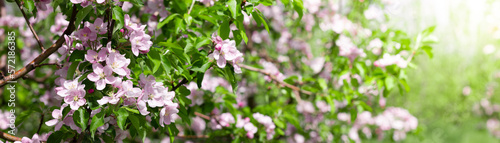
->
[239,64,312,99]
[14,0,45,51]
[0,131,21,142]
[0,5,79,87]
[37,113,44,134]
[195,112,210,120]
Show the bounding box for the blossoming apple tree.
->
[0,0,436,142]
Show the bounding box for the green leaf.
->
[219,20,230,39]
[128,114,147,141]
[158,14,180,29]
[15,108,33,126]
[23,0,35,12]
[159,42,191,64]
[112,6,125,30]
[116,108,130,130]
[196,72,205,88]
[167,124,179,143]
[421,26,436,37]
[148,49,162,73]
[73,108,89,131]
[89,111,105,138]
[47,131,74,143]
[385,76,396,91]
[69,50,85,62]
[184,13,193,26]
[120,0,144,6]
[75,6,93,28]
[252,10,270,34]
[194,37,211,49]
[190,61,212,73]
[67,62,79,80]
[292,0,304,20]
[227,0,239,18]
[421,45,433,58]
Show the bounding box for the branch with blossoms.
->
[0,0,436,142]
[0,4,78,87]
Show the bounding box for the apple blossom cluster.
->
[209,34,244,73]
[10,133,51,143]
[253,113,276,140]
[46,15,179,137]
[336,35,367,61]
[340,107,418,142]
[207,110,276,140]
[487,118,500,138]
[373,53,408,68]
[124,14,153,56]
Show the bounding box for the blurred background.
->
[381,0,500,142]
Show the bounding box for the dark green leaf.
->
[89,111,105,138]
[112,6,125,30]
[73,108,89,131]
[116,108,129,130]
[219,20,230,39]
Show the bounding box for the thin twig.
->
[239,64,311,101]
[195,112,210,120]
[0,131,22,142]
[0,5,79,87]
[14,0,45,51]
[37,113,44,134]
[187,0,196,14]
[34,63,62,68]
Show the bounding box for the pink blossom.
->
[106,52,131,76]
[159,102,179,127]
[146,0,168,17]
[117,80,142,98]
[0,110,10,129]
[89,18,108,34]
[198,0,217,6]
[137,100,150,115]
[45,105,67,131]
[64,92,86,110]
[209,34,244,73]
[84,49,107,63]
[97,91,122,105]
[124,14,138,31]
[50,14,69,36]
[130,30,153,56]
[88,63,117,90]
[191,117,206,135]
[140,84,175,107]
[373,53,408,68]
[76,27,97,42]
[253,113,276,140]
[316,101,331,113]
[56,79,86,98]
[186,82,204,106]
[297,101,315,114]
[17,134,40,143]
[244,122,258,139]
[235,115,257,139]
[336,35,366,61]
